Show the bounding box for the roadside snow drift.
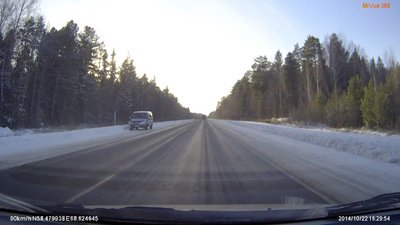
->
[221,120,400,165]
[0,127,14,137]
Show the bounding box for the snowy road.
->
[0,119,399,206]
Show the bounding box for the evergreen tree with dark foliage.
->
[283,52,299,116]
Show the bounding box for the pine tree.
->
[388,64,400,130]
[98,48,109,123]
[376,57,387,84]
[273,50,284,117]
[55,21,80,125]
[37,21,81,126]
[326,33,349,98]
[34,27,60,126]
[251,56,271,119]
[348,49,369,86]
[310,91,327,123]
[302,36,320,116]
[283,52,299,116]
[361,80,376,127]
[375,84,395,128]
[345,76,364,127]
[78,26,103,124]
[9,17,46,128]
[117,57,136,122]
[0,29,16,127]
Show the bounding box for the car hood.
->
[1,193,400,224]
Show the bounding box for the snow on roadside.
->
[0,120,192,170]
[224,120,400,165]
[0,127,14,137]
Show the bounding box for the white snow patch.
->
[0,120,192,170]
[14,129,36,136]
[0,127,14,137]
[221,120,400,165]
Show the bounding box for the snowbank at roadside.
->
[0,127,14,137]
[222,120,400,165]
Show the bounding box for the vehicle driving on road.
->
[129,111,153,130]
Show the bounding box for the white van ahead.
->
[129,111,153,130]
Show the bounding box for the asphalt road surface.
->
[0,120,333,206]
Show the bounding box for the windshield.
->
[0,0,399,224]
[132,113,148,119]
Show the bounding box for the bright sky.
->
[39,0,399,115]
